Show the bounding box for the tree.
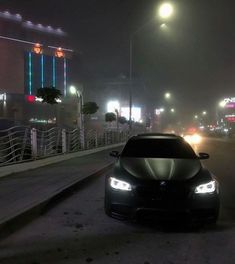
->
[82,102,99,115]
[36,86,62,105]
[118,116,127,124]
[105,112,116,123]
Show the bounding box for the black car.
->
[105,133,220,224]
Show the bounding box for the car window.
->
[121,138,198,159]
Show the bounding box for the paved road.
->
[0,137,235,264]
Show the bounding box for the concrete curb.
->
[0,143,124,178]
[0,162,114,240]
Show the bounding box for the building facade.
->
[0,10,76,128]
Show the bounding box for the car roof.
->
[131,133,182,140]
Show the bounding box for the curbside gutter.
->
[0,143,124,178]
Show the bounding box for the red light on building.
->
[55,47,64,58]
[33,43,42,54]
[26,95,36,103]
[226,117,235,122]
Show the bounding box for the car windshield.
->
[121,138,197,159]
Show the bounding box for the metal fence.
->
[0,126,130,167]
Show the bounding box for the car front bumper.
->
[105,187,220,223]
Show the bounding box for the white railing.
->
[0,126,131,167]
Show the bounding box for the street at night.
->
[1,1,235,263]
[0,136,234,264]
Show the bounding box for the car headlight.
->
[195,181,216,194]
[109,177,132,191]
[184,134,202,145]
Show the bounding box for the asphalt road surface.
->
[0,137,235,264]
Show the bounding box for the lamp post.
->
[70,85,84,130]
[129,2,174,131]
[70,85,85,148]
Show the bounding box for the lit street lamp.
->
[158,3,174,19]
[219,100,226,108]
[70,85,84,131]
[170,108,175,113]
[129,2,174,130]
[202,111,207,115]
[165,92,171,100]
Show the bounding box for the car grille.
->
[135,181,190,200]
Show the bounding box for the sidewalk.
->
[0,146,122,239]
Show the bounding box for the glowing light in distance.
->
[184,134,202,145]
[107,101,120,113]
[159,3,173,19]
[121,107,141,122]
[219,100,226,108]
[165,92,171,99]
[70,85,77,95]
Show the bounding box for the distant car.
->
[105,133,220,225]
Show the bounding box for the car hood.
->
[119,157,201,181]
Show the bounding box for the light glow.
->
[55,47,65,58]
[195,181,216,194]
[107,101,120,113]
[26,95,35,103]
[159,3,173,19]
[109,177,132,191]
[121,107,141,122]
[33,43,42,54]
[70,86,77,95]
[165,92,171,99]
[184,133,202,145]
[0,93,7,102]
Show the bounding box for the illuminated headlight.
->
[191,134,202,144]
[109,177,132,191]
[195,181,216,194]
[184,134,202,145]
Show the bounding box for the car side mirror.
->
[110,151,120,158]
[198,152,209,160]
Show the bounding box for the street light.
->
[129,2,174,130]
[170,108,175,113]
[219,100,226,108]
[202,111,207,115]
[159,3,174,19]
[165,92,171,100]
[194,115,198,119]
[69,85,84,130]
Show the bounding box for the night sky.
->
[1,0,235,119]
